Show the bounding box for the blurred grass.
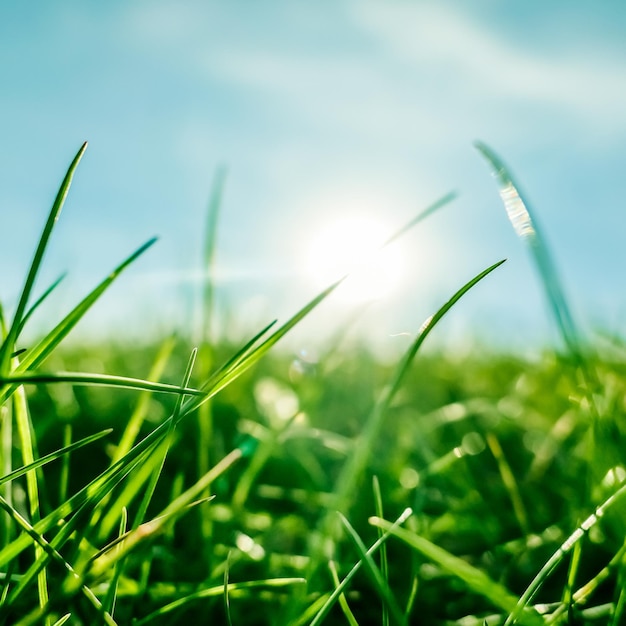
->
[13,337,626,624]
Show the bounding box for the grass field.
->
[1,144,625,625]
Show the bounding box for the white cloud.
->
[350,1,626,129]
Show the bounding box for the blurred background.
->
[1,1,626,356]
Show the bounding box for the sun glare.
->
[303,216,405,304]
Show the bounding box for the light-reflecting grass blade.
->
[475,141,580,358]
[504,480,626,625]
[0,142,87,375]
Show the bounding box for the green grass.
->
[0,143,625,624]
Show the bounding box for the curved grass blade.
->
[369,517,543,626]
[304,259,505,588]
[475,142,580,360]
[0,371,204,397]
[332,259,506,519]
[0,142,87,375]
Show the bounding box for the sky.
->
[2,1,626,356]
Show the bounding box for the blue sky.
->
[2,1,626,354]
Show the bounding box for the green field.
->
[1,145,625,625]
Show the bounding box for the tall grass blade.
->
[0,370,203,397]
[11,360,48,620]
[475,141,581,358]
[132,349,197,529]
[0,238,158,406]
[0,142,87,375]
[197,166,226,570]
[331,259,505,522]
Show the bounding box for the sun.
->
[303,216,405,304]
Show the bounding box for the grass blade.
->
[373,475,390,626]
[113,335,176,461]
[369,516,543,625]
[17,274,66,336]
[0,143,87,375]
[332,259,505,520]
[0,429,111,488]
[197,166,226,571]
[475,141,580,357]
[328,560,358,626]
[309,508,413,626]
[338,512,406,626]
[504,481,626,625]
[0,371,203,396]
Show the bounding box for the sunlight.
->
[303,216,405,304]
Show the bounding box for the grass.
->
[0,143,625,625]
